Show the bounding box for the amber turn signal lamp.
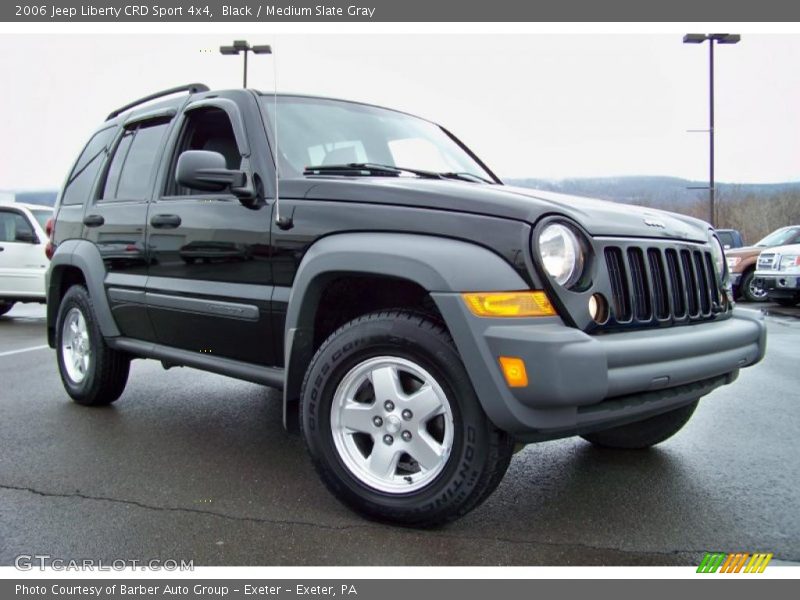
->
[498,356,529,388]
[462,291,555,317]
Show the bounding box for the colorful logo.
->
[697,552,773,573]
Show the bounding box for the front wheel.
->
[580,400,699,449]
[300,310,514,527]
[740,270,768,302]
[55,285,130,406]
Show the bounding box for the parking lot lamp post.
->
[683,33,741,227]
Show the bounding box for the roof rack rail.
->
[106,83,210,121]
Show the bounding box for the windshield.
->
[756,227,800,247]
[261,96,495,181]
[30,209,52,230]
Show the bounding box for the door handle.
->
[83,214,105,227]
[150,214,182,229]
[0,246,4,252]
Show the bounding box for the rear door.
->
[82,116,173,341]
[0,208,48,298]
[144,98,275,365]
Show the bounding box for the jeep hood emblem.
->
[643,218,666,229]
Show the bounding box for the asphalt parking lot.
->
[1,302,798,566]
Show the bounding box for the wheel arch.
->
[282,232,528,431]
[47,240,119,347]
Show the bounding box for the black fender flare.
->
[47,239,119,347]
[282,232,528,429]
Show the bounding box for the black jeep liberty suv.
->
[47,83,767,526]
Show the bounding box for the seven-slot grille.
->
[603,244,723,327]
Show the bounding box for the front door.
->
[145,103,275,366]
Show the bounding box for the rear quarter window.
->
[61,126,117,206]
[100,121,170,201]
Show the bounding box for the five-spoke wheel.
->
[331,356,454,493]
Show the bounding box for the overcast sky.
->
[0,33,798,190]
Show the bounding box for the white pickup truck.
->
[755,243,800,307]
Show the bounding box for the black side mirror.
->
[175,150,248,194]
[15,229,39,244]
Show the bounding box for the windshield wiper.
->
[303,163,442,179]
[304,163,493,184]
[439,171,494,184]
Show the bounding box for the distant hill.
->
[504,176,800,206]
[0,190,58,206]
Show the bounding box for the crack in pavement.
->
[1,482,794,563]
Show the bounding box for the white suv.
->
[0,202,53,316]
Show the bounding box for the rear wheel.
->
[300,310,514,527]
[741,270,768,302]
[56,285,130,406]
[580,400,699,449]
[0,301,15,316]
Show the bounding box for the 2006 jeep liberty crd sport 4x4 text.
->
[46,83,767,526]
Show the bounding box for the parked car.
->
[715,228,744,250]
[754,244,800,307]
[45,84,766,526]
[0,202,53,316]
[726,225,800,302]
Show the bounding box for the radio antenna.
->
[263,44,293,230]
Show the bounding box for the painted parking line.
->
[0,345,50,358]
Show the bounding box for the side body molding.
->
[282,232,528,429]
[46,239,120,346]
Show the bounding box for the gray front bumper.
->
[432,294,767,438]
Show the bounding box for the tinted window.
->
[61,127,116,206]
[102,122,170,201]
[717,231,733,247]
[165,107,241,196]
[102,130,134,200]
[0,210,34,243]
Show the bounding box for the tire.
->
[740,269,768,303]
[773,297,800,307]
[300,310,514,527]
[580,400,699,449]
[55,285,130,406]
[0,301,15,317]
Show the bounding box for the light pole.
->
[220,40,272,88]
[683,33,740,227]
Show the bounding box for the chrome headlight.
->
[709,233,726,279]
[539,223,584,287]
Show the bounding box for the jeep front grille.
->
[601,243,724,328]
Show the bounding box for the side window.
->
[0,210,34,243]
[100,121,170,202]
[61,127,117,206]
[165,107,241,196]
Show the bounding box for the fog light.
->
[588,293,608,324]
[498,356,528,388]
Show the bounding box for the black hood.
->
[281,177,711,243]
